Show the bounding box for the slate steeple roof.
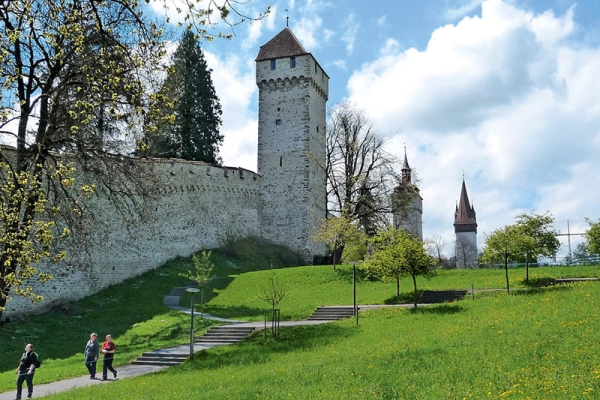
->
[256,27,310,61]
[454,179,477,233]
[401,146,411,184]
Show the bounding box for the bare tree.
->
[426,234,447,266]
[325,101,405,234]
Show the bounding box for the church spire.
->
[402,145,412,184]
[454,178,477,233]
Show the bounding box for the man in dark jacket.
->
[15,343,37,399]
[84,332,100,379]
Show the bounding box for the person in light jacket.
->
[84,332,100,379]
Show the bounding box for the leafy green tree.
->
[144,30,223,163]
[481,225,529,294]
[586,219,600,256]
[363,227,436,307]
[515,212,560,281]
[180,249,214,316]
[313,215,364,270]
[0,0,266,320]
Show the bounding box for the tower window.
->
[276,119,282,125]
[290,57,296,68]
[315,63,317,73]
[280,157,283,167]
[270,60,276,70]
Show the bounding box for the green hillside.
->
[1,241,599,398]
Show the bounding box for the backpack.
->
[33,352,41,368]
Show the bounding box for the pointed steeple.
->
[402,146,412,184]
[454,179,477,233]
[256,27,309,61]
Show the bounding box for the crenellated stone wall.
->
[4,158,262,319]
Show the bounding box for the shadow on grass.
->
[407,304,464,315]
[384,291,423,305]
[182,322,356,371]
[522,277,555,287]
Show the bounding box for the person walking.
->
[15,343,37,399]
[84,333,100,379]
[101,334,117,381]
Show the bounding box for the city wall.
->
[4,158,262,320]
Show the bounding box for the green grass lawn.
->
[1,245,599,398]
[45,281,600,399]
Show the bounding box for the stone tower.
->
[454,179,478,268]
[255,27,328,262]
[392,148,423,240]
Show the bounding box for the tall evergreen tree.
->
[145,31,223,164]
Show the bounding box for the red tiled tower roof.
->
[454,179,477,233]
[256,27,310,61]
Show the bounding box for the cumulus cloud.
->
[347,0,600,257]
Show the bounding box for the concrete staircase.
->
[131,325,256,367]
[307,306,356,321]
[195,325,256,345]
[418,290,468,304]
[132,352,188,367]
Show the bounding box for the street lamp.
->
[186,287,201,358]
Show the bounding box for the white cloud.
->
[445,0,486,20]
[341,14,359,53]
[346,0,600,257]
[294,16,322,50]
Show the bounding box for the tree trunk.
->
[412,274,418,308]
[396,276,400,299]
[504,257,510,294]
[332,243,344,271]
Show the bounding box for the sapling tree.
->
[180,249,214,316]
[363,227,436,307]
[256,271,288,338]
[515,212,560,281]
[481,225,529,294]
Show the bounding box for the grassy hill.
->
[1,242,599,398]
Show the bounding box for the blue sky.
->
[153,0,600,257]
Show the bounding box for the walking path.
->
[1,305,414,399]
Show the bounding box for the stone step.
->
[195,326,256,344]
[131,352,188,367]
[307,307,355,320]
[132,359,183,366]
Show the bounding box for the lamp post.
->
[186,288,201,358]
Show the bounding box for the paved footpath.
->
[0,304,422,399]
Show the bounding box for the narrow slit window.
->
[280,157,283,167]
[270,59,276,70]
